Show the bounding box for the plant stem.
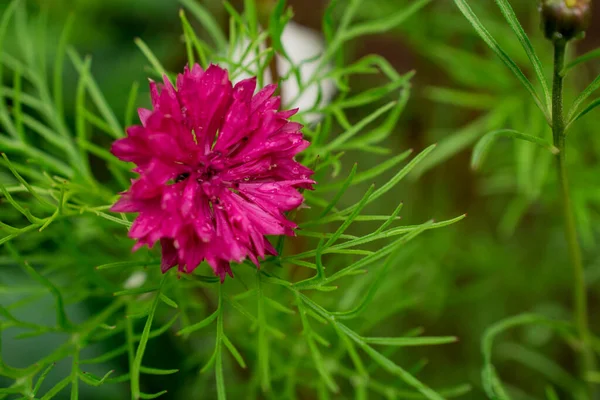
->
[552,38,596,392]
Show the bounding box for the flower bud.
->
[541,0,592,41]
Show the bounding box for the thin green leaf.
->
[177,310,218,336]
[563,47,600,74]
[40,376,71,400]
[567,97,600,129]
[471,129,558,170]
[7,246,71,330]
[113,286,159,297]
[139,366,179,375]
[33,363,56,395]
[81,345,128,365]
[363,336,458,347]
[67,48,123,138]
[481,314,574,399]
[135,38,169,80]
[453,0,550,122]
[569,73,600,122]
[340,145,436,216]
[159,293,178,309]
[180,0,227,49]
[324,101,396,151]
[139,391,168,399]
[96,260,159,270]
[343,0,430,39]
[1,153,53,207]
[318,163,357,218]
[326,185,375,247]
[125,81,140,127]
[179,10,209,68]
[78,370,114,386]
[53,13,74,120]
[223,335,247,369]
[131,276,166,400]
[493,0,550,109]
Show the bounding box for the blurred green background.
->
[2,0,600,398]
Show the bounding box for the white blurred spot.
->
[124,271,147,289]
[230,21,336,123]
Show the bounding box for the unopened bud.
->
[541,0,592,41]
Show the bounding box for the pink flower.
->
[111,64,314,281]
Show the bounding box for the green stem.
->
[552,38,596,391]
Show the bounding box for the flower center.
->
[173,151,227,187]
[195,164,219,183]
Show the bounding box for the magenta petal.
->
[160,238,178,272]
[111,63,314,281]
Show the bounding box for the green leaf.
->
[139,390,168,399]
[567,97,600,129]
[268,0,292,58]
[296,294,339,393]
[363,336,458,347]
[139,366,179,375]
[569,73,600,123]
[481,314,574,399]
[8,246,71,330]
[453,0,550,122]
[78,370,114,386]
[324,101,396,151]
[499,343,586,398]
[179,9,209,68]
[493,0,550,109]
[96,260,159,270]
[343,0,430,39]
[331,245,400,319]
[350,336,444,400]
[222,335,247,369]
[318,163,357,218]
[325,185,375,247]
[180,0,227,49]
[264,297,295,315]
[411,106,509,178]
[562,47,600,75]
[215,284,226,400]
[339,144,436,216]
[53,13,74,120]
[586,371,600,383]
[159,293,178,309]
[0,0,21,139]
[81,345,128,365]
[425,86,497,110]
[131,276,166,400]
[125,81,140,127]
[40,376,71,400]
[67,48,123,138]
[133,313,179,341]
[135,37,169,80]
[177,310,218,336]
[546,386,560,400]
[33,363,56,395]
[471,129,559,170]
[113,286,159,297]
[1,153,53,207]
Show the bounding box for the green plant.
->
[0,1,469,399]
[454,0,600,398]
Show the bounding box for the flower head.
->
[541,0,591,41]
[111,64,314,281]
